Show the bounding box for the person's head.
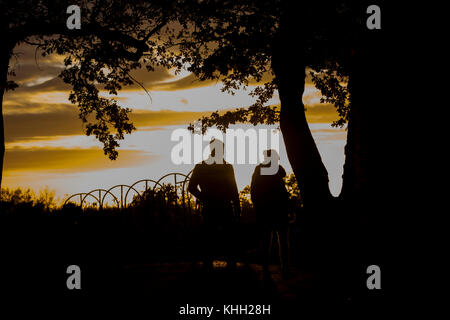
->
[261,149,280,175]
[208,138,225,163]
[263,149,280,165]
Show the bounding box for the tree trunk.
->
[273,59,332,208]
[271,0,391,294]
[337,17,391,284]
[271,9,332,210]
[340,89,363,202]
[0,43,14,189]
[341,29,388,211]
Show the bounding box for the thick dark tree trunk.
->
[272,8,332,211]
[271,5,338,275]
[273,58,332,208]
[0,45,13,189]
[341,32,388,216]
[337,16,391,290]
[271,0,391,297]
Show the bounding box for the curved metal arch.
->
[155,171,198,226]
[103,184,141,209]
[80,192,100,207]
[127,178,162,192]
[181,169,193,191]
[157,173,192,208]
[82,188,120,208]
[155,172,190,187]
[64,193,87,206]
[63,171,199,210]
[158,172,189,198]
[124,179,162,204]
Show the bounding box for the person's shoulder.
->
[197,160,211,166]
[193,162,207,172]
[255,163,264,170]
[222,160,234,169]
[252,163,263,175]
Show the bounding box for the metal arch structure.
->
[64,171,194,210]
[82,188,120,209]
[104,184,141,209]
[124,179,162,205]
[154,171,194,225]
[64,193,88,207]
[155,172,190,189]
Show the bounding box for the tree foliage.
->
[155,0,361,132]
[3,0,177,159]
[3,0,364,161]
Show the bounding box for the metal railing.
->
[64,171,193,210]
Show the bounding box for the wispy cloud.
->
[5,147,156,172]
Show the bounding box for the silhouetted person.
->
[251,149,290,278]
[188,139,241,269]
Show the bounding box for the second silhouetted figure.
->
[251,149,290,278]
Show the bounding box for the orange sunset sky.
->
[3,44,347,203]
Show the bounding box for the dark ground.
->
[0,209,386,318]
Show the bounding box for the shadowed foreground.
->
[0,197,385,317]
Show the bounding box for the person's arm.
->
[250,165,259,205]
[279,165,286,178]
[278,165,291,209]
[187,164,204,201]
[228,165,241,218]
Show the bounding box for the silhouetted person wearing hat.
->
[251,149,290,278]
[188,139,241,269]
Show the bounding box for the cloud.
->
[4,104,81,142]
[12,43,64,65]
[305,103,340,123]
[8,44,180,94]
[4,43,338,145]
[8,58,217,96]
[8,64,63,85]
[13,76,71,93]
[4,147,156,173]
[9,44,65,86]
[150,73,217,91]
[9,43,319,106]
[123,66,178,91]
[4,104,214,143]
[8,45,272,97]
[4,100,338,143]
[130,109,216,126]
